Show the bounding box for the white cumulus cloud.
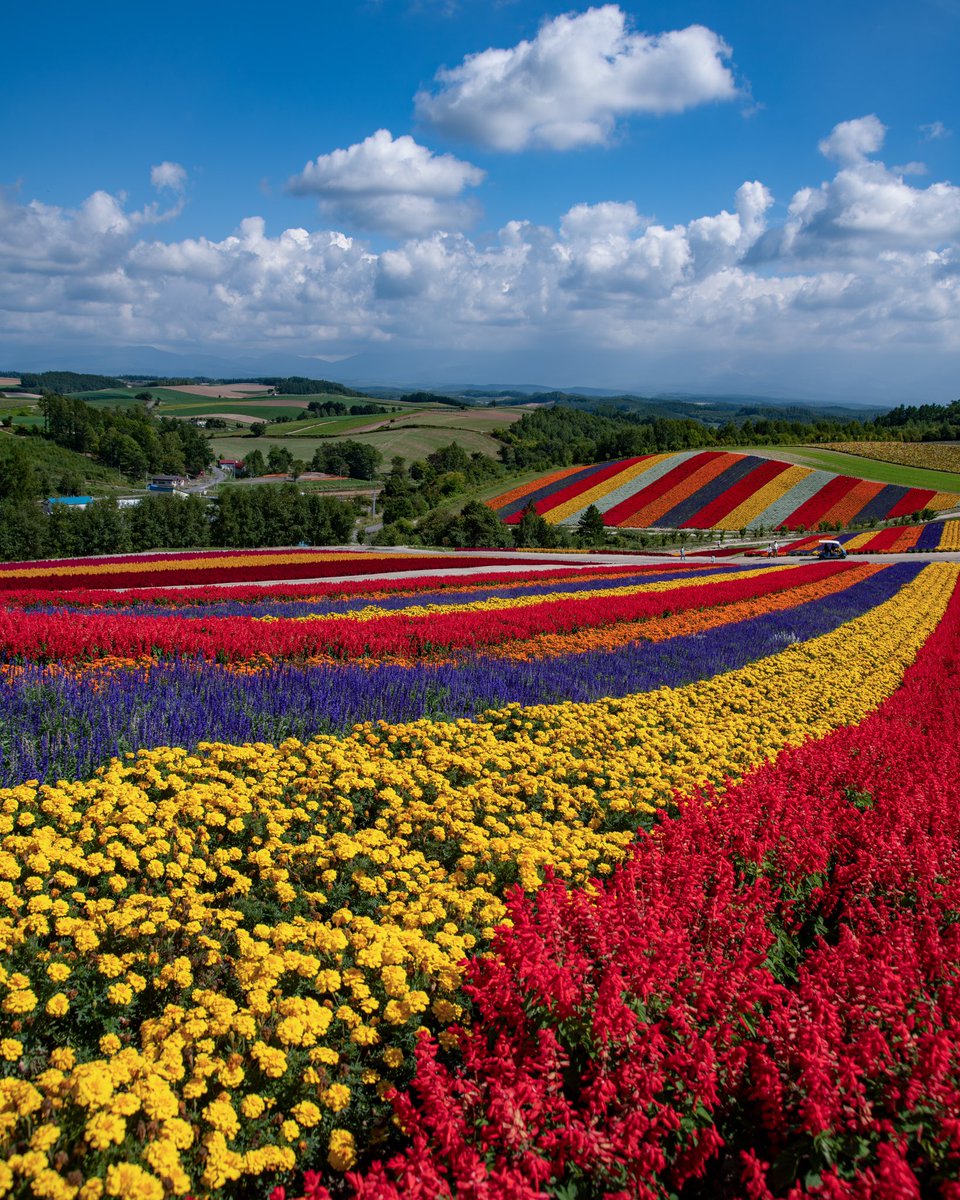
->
[3,118,960,397]
[287,129,484,236]
[817,114,886,165]
[415,6,738,151]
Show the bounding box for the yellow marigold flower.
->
[321,1083,351,1113]
[29,1123,60,1153]
[202,1098,240,1138]
[47,963,71,982]
[275,1015,306,1046]
[85,1111,126,1150]
[107,982,133,1006]
[431,998,458,1023]
[281,1119,299,1141]
[45,992,70,1017]
[110,1092,142,1118]
[0,1038,22,1062]
[3,988,37,1014]
[327,1128,357,1172]
[105,1162,164,1200]
[291,1101,321,1128]
[382,1047,404,1069]
[134,1076,178,1121]
[240,1094,265,1119]
[161,1117,194,1149]
[70,1062,114,1109]
[99,1034,122,1056]
[218,1055,244,1088]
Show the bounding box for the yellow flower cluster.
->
[0,564,954,1199]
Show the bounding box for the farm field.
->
[488,450,960,530]
[325,424,504,460]
[1,547,960,1197]
[817,440,960,474]
[207,434,382,464]
[210,424,506,465]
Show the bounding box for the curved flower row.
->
[0,564,839,664]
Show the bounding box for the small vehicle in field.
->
[817,539,847,560]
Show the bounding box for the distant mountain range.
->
[3,355,889,425]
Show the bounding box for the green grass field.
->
[733,445,960,493]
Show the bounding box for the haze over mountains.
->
[4,343,902,413]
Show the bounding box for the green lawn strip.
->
[728,445,960,493]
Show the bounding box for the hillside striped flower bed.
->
[487,452,960,531]
[0,554,958,1199]
[772,517,960,555]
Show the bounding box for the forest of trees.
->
[0,465,357,562]
[15,371,126,393]
[34,392,213,478]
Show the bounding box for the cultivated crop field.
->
[818,440,960,475]
[1,547,959,1199]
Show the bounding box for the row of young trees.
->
[0,486,358,563]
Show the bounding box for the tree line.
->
[497,402,960,472]
[0,483,357,563]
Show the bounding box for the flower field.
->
[1,551,959,1199]
[487,451,960,530]
[819,440,960,474]
[770,517,960,555]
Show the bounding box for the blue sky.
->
[2,0,959,400]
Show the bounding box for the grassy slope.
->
[732,445,960,493]
[0,431,141,493]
